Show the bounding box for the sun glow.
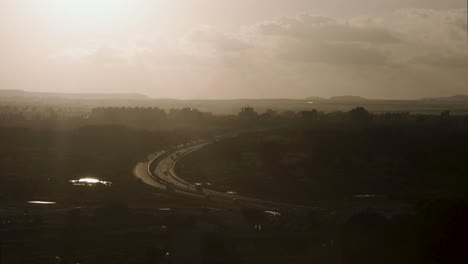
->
[46,0,135,28]
[43,0,166,35]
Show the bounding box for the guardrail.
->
[146,143,211,197]
[147,151,165,180]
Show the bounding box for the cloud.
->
[278,41,389,65]
[387,8,468,67]
[185,26,252,54]
[3,4,466,99]
[258,14,399,44]
[414,54,468,69]
[250,14,399,66]
[61,8,468,98]
[252,10,468,68]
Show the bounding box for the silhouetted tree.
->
[440,110,451,118]
[349,107,372,125]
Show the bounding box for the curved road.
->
[134,137,318,210]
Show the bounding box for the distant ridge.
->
[328,96,368,102]
[0,90,150,100]
[422,95,468,102]
[307,95,468,103]
[306,95,369,102]
[2,90,468,103]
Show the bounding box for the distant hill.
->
[328,96,368,102]
[423,95,468,102]
[0,90,150,100]
[306,96,369,102]
[306,95,468,103]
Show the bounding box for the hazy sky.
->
[0,0,467,99]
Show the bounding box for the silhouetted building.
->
[238,106,257,119]
[168,107,206,122]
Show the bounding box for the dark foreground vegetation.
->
[1,104,468,263]
[0,125,207,202]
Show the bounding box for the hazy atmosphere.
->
[1,0,467,99]
[2,1,468,263]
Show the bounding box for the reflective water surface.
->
[27,201,57,205]
[70,177,112,186]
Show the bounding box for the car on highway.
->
[195,183,204,192]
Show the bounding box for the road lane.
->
[133,151,166,189]
[135,137,320,210]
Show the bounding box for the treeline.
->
[0,105,86,121]
[3,104,468,130]
[89,107,216,128]
[240,106,468,128]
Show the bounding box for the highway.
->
[134,136,319,210]
[133,151,167,190]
